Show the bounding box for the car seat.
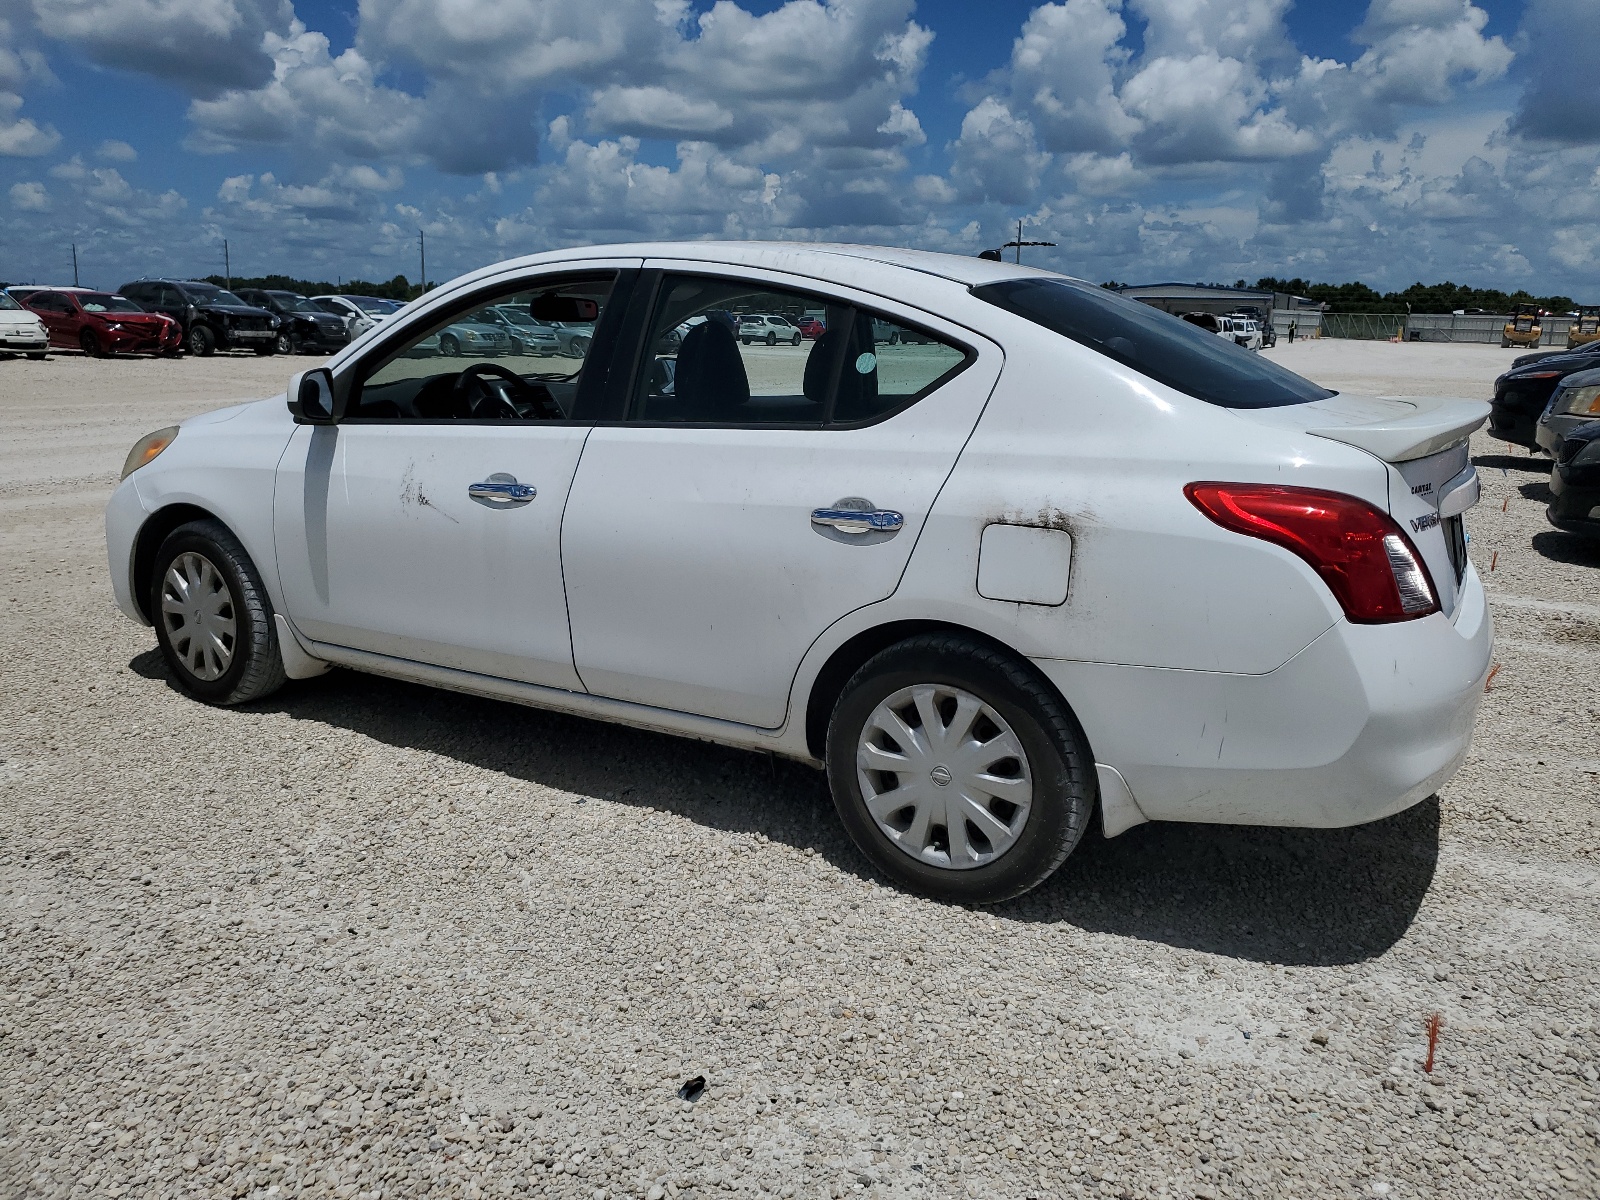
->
[674,319,750,422]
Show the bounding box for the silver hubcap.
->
[160,552,237,681]
[856,684,1033,870]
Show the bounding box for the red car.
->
[796,315,826,339]
[22,288,181,357]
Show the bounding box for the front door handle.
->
[468,473,536,506]
[811,504,904,535]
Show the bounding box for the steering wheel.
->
[449,362,561,420]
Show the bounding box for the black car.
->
[118,279,278,357]
[1489,346,1600,450]
[235,288,350,355]
[1547,419,1600,539]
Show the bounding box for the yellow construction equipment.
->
[1501,303,1542,349]
[1568,305,1600,349]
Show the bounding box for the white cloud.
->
[96,138,136,161]
[1511,0,1600,145]
[0,89,55,155]
[9,178,46,209]
[1351,0,1512,107]
[949,97,1048,205]
[31,0,293,97]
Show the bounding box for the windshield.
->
[185,283,248,306]
[351,296,401,315]
[0,291,20,310]
[81,294,143,313]
[972,277,1334,409]
[271,293,323,314]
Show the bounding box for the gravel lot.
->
[2,341,1597,1200]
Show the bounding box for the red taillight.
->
[1185,482,1439,623]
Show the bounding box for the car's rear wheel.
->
[826,633,1094,903]
[766,331,776,346]
[187,324,216,356]
[151,520,286,706]
[79,329,102,358]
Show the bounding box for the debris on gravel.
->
[2,345,1597,1199]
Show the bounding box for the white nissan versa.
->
[106,244,1492,902]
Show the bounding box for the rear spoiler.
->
[1307,396,1489,463]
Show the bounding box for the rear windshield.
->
[971,277,1334,409]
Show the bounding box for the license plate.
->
[235,330,272,339]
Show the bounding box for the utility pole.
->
[71,243,79,287]
[1016,219,1023,264]
[223,239,231,290]
[984,218,1056,266]
[418,229,426,299]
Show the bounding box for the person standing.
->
[1288,319,1297,344]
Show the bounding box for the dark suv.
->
[235,288,350,355]
[117,279,278,356]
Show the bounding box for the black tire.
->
[571,336,590,356]
[150,519,287,706]
[187,324,216,357]
[826,633,1095,904]
[79,329,102,358]
[275,331,295,355]
[766,331,776,346]
[792,333,801,345]
[440,334,461,357]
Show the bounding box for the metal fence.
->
[1317,312,1579,345]
[1319,313,1407,341]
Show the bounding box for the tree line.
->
[201,273,431,301]
[1249,277,1578,315]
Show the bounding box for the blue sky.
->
[3,1,1597,295]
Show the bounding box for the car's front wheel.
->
[826,633,1094,903]
[440,334,461,357]
[275,331,294,355]
[187,324,216,356]
[151,520,286,706]
[79,329,102,358]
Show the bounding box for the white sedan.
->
[106,243,1492,902]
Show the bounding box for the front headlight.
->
[1555,385,1600,417]
[121,426,179,480]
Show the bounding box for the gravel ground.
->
[2,342,1597,1200]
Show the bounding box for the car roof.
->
[443,240,1066,296]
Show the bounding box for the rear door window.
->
[973,277,1332,409]
[631,273,971,427]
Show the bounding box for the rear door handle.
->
[811,505,904,535]
[468,473,536,506]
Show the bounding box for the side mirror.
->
[530,293,599,322]
[287,367,342,424]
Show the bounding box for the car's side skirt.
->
[302,639,823,766]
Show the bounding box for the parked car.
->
[118,279,278,356]
[106,242,1491,904]
[1231,319,1264,351]
[1489,347,1600,450]
[797,315,826,339]
[435,316,512,358]
[0,288,51,358]
[22,288,180,357]
[234,289,350,355]
[474,306,561,356]
[1534,367,1600,456]
[311,295,404,339]
[739,313,802,345]
[1547,420,1600,539]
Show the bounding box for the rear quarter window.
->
[972,277,1333,409]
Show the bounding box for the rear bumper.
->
[1488,394,1547,450]
[1034,562,1492,828]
